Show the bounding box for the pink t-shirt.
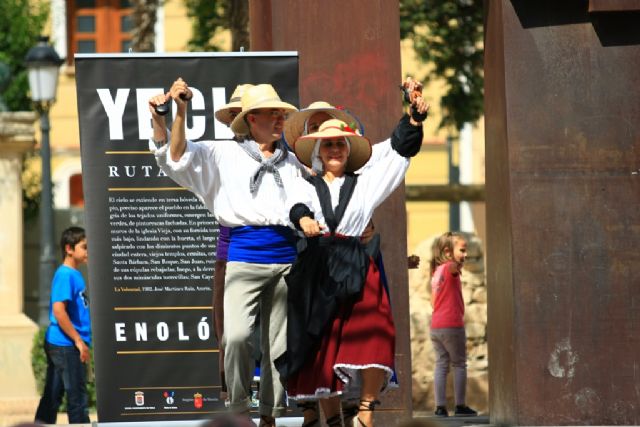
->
[430,261,464,328]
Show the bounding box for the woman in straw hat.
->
[149,79,306,427]
[278,80,428,427]
[282,101,364,426]
[283,100,390,426]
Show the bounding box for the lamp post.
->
[25,35,63,326]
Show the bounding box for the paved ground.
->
[1,413,491,427]
[416,414,491,427]
[0,401,490,427]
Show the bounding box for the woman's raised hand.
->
[402,76,423,102]
[402,77,429,124]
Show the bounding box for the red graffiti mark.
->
[302,51,393,112]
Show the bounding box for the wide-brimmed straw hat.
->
[230,84,298,136]
[214,84,254,125]
[294,119,371,172]
[283,101,362,145]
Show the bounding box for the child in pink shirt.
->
[429,232,477,418]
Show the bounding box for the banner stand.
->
[76,52,299,423]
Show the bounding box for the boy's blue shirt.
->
[45,265,92,346]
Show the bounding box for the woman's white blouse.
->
[287,138,410,236]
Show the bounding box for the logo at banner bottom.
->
[163,390,175,405]
[135,391,144,406]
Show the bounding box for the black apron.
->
[276,174,373,380]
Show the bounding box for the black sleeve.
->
[390,114,424,158]
[290,203,314,230]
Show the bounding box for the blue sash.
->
[228,225,296,264]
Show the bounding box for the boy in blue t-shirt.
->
[35,226,91,424]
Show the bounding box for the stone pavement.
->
[0,412,93,427]
[0,401,490,427]
[412,412,490,427]
[1,412,490,427]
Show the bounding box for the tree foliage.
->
[184,0,249,52]
[226,0,249,51]
[181,1,482,129]
[0,0,49,111]
[400,0,484,131]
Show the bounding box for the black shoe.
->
[454,405,478,416]
[434,406,448,417]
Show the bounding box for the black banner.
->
[75,53,299,422]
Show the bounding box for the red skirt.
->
[287,257,396,400]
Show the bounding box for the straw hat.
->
[283,101,362,146]
[214,84,254,125]
[294,119,371,172]
[230,84,298,136]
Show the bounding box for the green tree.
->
[0,0,48,221]
[400,0,484,131]
[0,0,49,111]
[185,0,249,52]
[227,0,249,51]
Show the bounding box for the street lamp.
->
[25,35,63,326]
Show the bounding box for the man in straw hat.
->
[283,101,362,151]
[211,83,252,405]
[215,83,254,128]
[149,79,305,427]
